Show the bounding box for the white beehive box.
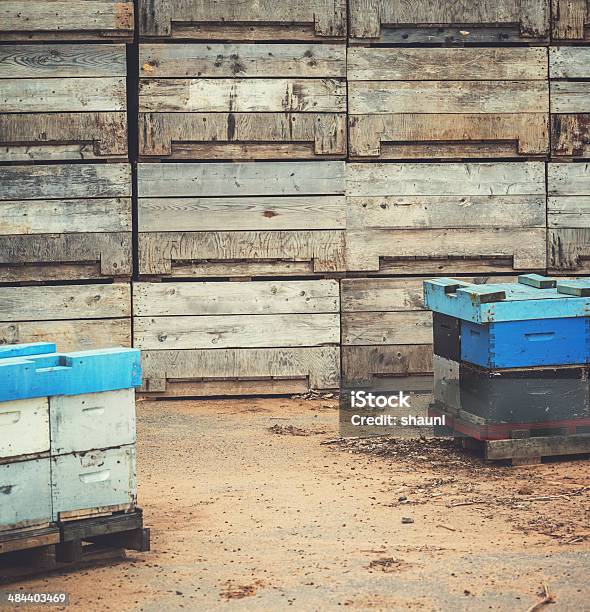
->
[50,388,136,456]
[51,445,136,521]
[0,458,52,530]
[0,397,49,460]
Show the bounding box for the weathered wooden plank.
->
[138,112,346,159]
[349,0,549,42]
[133,280,339,316]
[0,1,134,41]
[0,113,128,161]
[349,81,548,115]
[0,198,130,235]
[342,345,433,382]
[549,228,590,272]
[134,313,340,350]
[551,115,590,159]
[139,78,345,113]
[138,231,346,277]
[551,82,590,114]
[348,195,546,229]
[140,347,340,394]
[552,0,589,40]
[548,163,590,195]
[138,196,346,231]
[347,163,546,197]
[486,435,590,461]
[139,0,347,39]
[342,312,433,345]
[0,164,131,200]
[138,162,344,197]
[0,44,126,78]
[2,77,125,112]
[549,47,590,79]
[348,48,548,82]
[0,284,130,321]
[0,319,131,352]
[349,114,549,159]
[140,43,345,78]
[549,197,590,228]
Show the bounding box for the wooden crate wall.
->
[0,44,128,162]
[552,0,590,41]
[550,48,590,159]
[134,280,340,397]
[0,164,132,283]
[137,161,345,279]
[0,0,134,42]
[348,0,550,44]
[0,284,131,351]
[138,43,346,160]
[138,0,347,41]
[548,163,590,273]
[348,47,549,160]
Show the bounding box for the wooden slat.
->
[551,82,590,114]
[486,435,590,460]
[0,1,134,41]
[139,0,347,40]
[551,0,589,41]
[342,312,433,346]
[549,47,590,79]
[140,43,346,78]
[0,284,130,321]
[138,196,346,231]
[549,197,590,228]
[551,115,590,159]
[348,48,548,81]
[134,313,340,350]
[342,345,433,382]
[548,163,590,196]
[133,280,339,316]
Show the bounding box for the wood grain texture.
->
[552,0,589,40]
[140,347,340,394]
[551,115,590,158]
[349,0,549,42]
[342,345,433,382]
[139,0,347,40]
[133,280,339,316]
[140,43,346,78]
[551,82,590,114]
[342,311,433,345]
[0,1,134,41]
[550,47,590,79]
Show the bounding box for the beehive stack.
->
[0,342,141,531]
[425,275,590,442]
[0,5,134,353]
[135,0,347,397]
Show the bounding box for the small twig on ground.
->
[526,582,555,612]
[436,524,457,532]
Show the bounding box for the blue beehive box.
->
[425,275,590,369]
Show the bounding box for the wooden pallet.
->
[134,279,340,397]
[552,0,590,41]
[548,163,590,273]
[348,0,550,44]
[348,47,549,160]
[0,44,128,162]
[346,162,547,274]
[139,43,346,160]
[137,161,345,279]
[0,164,131,283]
[0,283,131,351]
[550,48,590,159]
[138,0,347,40]
[0,510,149,584]
[0,1,134,42]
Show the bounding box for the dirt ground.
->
[8,396,590,611]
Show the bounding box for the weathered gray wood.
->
[349,0,549,42]
[551,115,590,159]
[549,198,590,228]
[550,47,590,79]
[552,0,589,41]
[0,284,130,321]
[138,196,345,231]
[551,82,590,114]
[0,198,130,235]
[486,435,590,461]
[548,163,590,195]
[342,312,433,345]
[0,44,126,78]
[139,0,347,40]
[134,313,339,350]
[140,43,345,78]
[0,164,130,200]
[133,280,339,316]
[348,48,548,81]
[140,347,340,394]
[342,345,433,382]
[0,1,134,41]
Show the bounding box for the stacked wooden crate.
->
[135,0,347,397]
[0,9,133,352]
[342,0,551,390]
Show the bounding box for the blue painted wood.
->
[0,343,56,359]
[424,278,590,323]
[0,348,141,402]
[461,318,590,368]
